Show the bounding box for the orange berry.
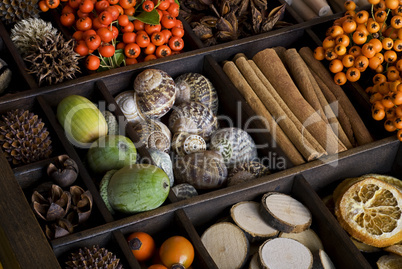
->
[329,59,344,73]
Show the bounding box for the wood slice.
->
[231,201,279,243]
[258,238,313,269]
[377,254,402,269]
[260,192,312,233]
[201,222,249,269]
[313,249,336,269]
[384,244,402,256]
[279,229,323,253]
[350,237,381,253]
[249,252,261,269]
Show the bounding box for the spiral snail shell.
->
[114,90,146,124]
[168,101,218,141]
[134,69,176,119]
[174,150,227,189]
[210,127,258,168]
[148,148,174,187]
[171,132,206,156]
[130,118,171,153]
[172,183,198,200]
[227,161,270,187]
[174,73,219,115]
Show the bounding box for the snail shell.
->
[148,148,174,187]
[134,69,176,119]
[102,110,119,135]
[171,132,206,156]
[131,118,171,153]
[227,161,270,187]
[168,101,218,141]
[174,73,219,115]
[210,127,258,168]
[172,183,198,200]
[174,150,227,189]
[114,90,146,124]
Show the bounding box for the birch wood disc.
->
[249,252,261,269]
[260,192,312,233]
[201,222,249,269]
[231,201,278,242]
[258,238,313,269]
[384,244,402,256]
[313,249,336,269]
[279,229,323,253]
[377,254,402,269]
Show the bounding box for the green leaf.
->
[134,9,160,25]
[113,50,125,66]
[175,0,180,7]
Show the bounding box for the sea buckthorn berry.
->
[346,67,361,82]
[362,43,376,58]
[344,0,356,10]
[330,25,344,38]
[370,92,384,103]
[325,48,338,60]
[349,46,362,57]
[335,44,347,56]
[386,107,396,119]
[342,19,357,34]
[367,20,380,33]
[352,31,367,45]
[382,37,394,50]
[354,55,369,72]
[387,66,400,81]
[392,91,402,105]
[386,0,399,9]
[356,23,370,36]
[375,10,387,23]
[376,64,385,73]
[335,34,350,47]
[372,107,386,121]
[391,15,402,29]
[397,129,402,141]
[384,50,398,63]
[378,81,390,94]
[334,72,347,85]
[389,80,401,92]
[369,38,383,53]
[395,5,402,16]
[329,59,344,73]
[369,0,381,4]
[342,54,355,68]
[373,73,387,84]
[382,94,396,108]
[394,39,402,51]
[355,10,369,24]
[374,1,387,11]
[384,118,397,132]
[369,56,382,70]
[396,59,402,71]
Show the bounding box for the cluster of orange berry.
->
[314,0,402,141]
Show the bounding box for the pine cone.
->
[0,109,52,165]
[0,0,40,25]
[24,32,82,86]
[66,245,123,269]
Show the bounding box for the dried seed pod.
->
[66,185,93,226]
[0,58,12,94]
[210,127,258,168]
[174,73,219,115]
[134,69,177,119]
[131,118,171,153]
[174,150,227,189]
[102,110,119,135]
[47,155,79,187]
[115,90,146,124]
[171,132,206,156]
[148,148,174,187]
[227,161,270,186]
[168,101,218,141]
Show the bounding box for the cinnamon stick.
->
[311,70,356,147]
[299,47,374,146]
[302,0,332,17]
[234,55,324,161]
[253,48,343,155]
[222,61,305,165]
[246,59,327,159]
[290,0,318,21]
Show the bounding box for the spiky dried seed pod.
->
[0,109,52,165]
[10,18,58,56]
[24,33,81,86]
[65,245,123,269]
[0,0,40,25]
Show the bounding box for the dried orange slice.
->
[335,177,402,248]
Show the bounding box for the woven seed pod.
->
[0,109,52,165]
[174,150,227,189]
[134,69,177,119]
[131,118,171,153]
[210,127,258,168]
[148,148,174,187]
[174,73,219,114]
[171,132,206,156]
[168,101,218,141]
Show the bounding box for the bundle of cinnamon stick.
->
[222,46,373,166]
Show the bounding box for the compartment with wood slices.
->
[300,136,402,268]
[179,169,367,269]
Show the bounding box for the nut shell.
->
[134,69,176,119]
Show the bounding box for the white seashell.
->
[210,127,258,168]
[114,90,146,124]
[171,132,206,156]
[148,148,174,187]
